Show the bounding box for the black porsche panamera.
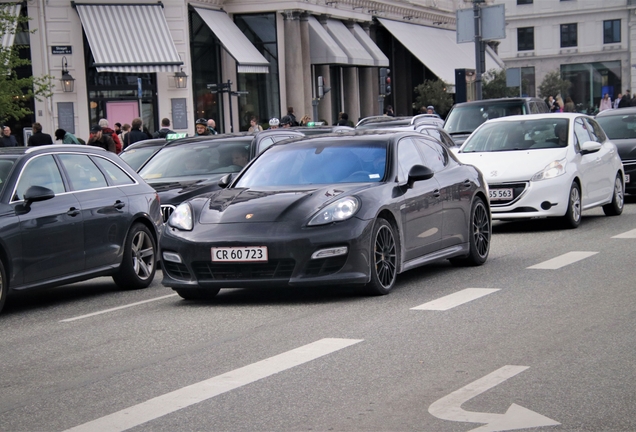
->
[160,131,491,299]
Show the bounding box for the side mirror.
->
[580,140,602,155]
[24,185,55,203]
[218,173,233,188]
[407,165,434,188]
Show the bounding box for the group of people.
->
[600,90,636,111]
[545,95,577,113]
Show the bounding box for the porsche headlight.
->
[168,203,193,231]
[308,196,360,226]
[531,158,567,182]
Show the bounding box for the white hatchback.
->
[455,113,625,228]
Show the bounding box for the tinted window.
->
[397,139,425,182]
[584,118,606,143]
[463,118,569,152]
[444,101,526,134]
[596,114,636,140]
[14,155,65,201]
[414,138,446,171]
[573,118,591,151]
[120,146,161,171]
[59,154,108,191]
[0,158,16,189]
[92,157,135,186]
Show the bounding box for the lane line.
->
[612,229,636,239]
[60,294,179,323]
[63,338,363,432]
[411,288,500,311]
[527,251,598,270]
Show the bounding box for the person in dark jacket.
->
[124,117,148,148]
[153,118,175,138]
[1,126,18,147]
[27,122,53,146]
[286,106,299,126]
[87,125,116,152]
[618,90,631,108]
[336,112,349,126]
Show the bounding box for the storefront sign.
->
[57,102,75,134]
[51,46,72,55]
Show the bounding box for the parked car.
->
[0,145,162,313]
[119,138,167,171]
[415,124,459,151]
[444,97,550,146]
[455,113,624,228]
[137,131,305,222]
[160,131,491,300]
[595,107,636,193]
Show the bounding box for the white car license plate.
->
[625,174,630,183]
[489,188,513,201]
[211,246,268,262]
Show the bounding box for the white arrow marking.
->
[428,365,560,432]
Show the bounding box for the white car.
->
[455,113,625,228]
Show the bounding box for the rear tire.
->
[562,182,581,229]
[364,218,397,296]
[450,196,490,266]
[113,223,157,289]
[175,288,220,300]
[602,174,624,216]
[0,260,7,314]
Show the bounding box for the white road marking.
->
[527,251,598,270]
[612,229,636,239]
[429,365,560,431]
[63,338,363,432]
[60,294,179,323]
[411,288,500,311]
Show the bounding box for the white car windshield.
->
[236,141,388,187]
[462,118,570,153]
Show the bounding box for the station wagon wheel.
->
[602,173,624,216]
[562,182,581,229]
[364,218,397,296]
[0,260,7,314]
[113,223,157,290]
[450,196,490,266]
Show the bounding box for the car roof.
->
[596,107,636,118]
[451,97,545,108]
[121,138,166,151]
[0,144,111,156]
[165,132,255,147]
[475,112,588,124]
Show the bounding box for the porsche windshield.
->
[236,141,388,187]
[462,118,570,153]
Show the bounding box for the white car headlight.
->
[308,196,360,226]
[168,203,193,231]
[531,158,567,182]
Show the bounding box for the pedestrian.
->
[384,105,395,117]
[99,118,123,153]
[563,97,576,113]
[54,128,81,144]
[268,118,280,129]
[619,90,631,108]
[599,94,612,112]
[299,115,311,126]
[426,105,435,115]
[280,115,293,128]
[27,122,54,146]
[286,106,299,126]
[613,93,622,109]
[337,112,349,126]
[114,122,122,136]
[248,116,263,132]
[555,95,564,112]
[120,123,131,145]
[196,118,211,136]
[207,119,218,135]
[124,118,148,148]
[1,126,18,147]
[87,125,116,152]
[153,118,175,138]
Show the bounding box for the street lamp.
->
[174,69,188,89]
[61,56,75,92]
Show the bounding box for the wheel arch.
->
[129,214,160,245]
[375,208,402,273]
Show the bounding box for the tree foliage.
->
[414,79,454,117]
[537,69,571,99]
[0,4,53,123]
[481,69,521,99]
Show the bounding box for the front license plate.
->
[489,188,513,201]
[211,246,268,262]
[625,174,630,183]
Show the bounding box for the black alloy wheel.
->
[0,260,6,314]
[365,218,397,295]
[113,223,157,289]
[602,174,624,216]
[450,196,491,266]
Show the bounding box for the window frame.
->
[603,19,621,44]
[560,23,578,48]
[517,27,535,51]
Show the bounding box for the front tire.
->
[364,218,397,296]
[450,196,491,266]
[0,260,7,314]
[113,223,157,289]
[602,174,624,216]
[562,182,581,229]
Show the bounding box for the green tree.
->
[481,69,521,99]
[414,79,453,117]
[537,69,571,99]
[0,3,53,124]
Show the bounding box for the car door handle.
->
[433,189,441,197]
[67,207,80,217]
[113,201,126,209]
[462,179,472,188]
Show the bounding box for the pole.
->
[227,80,233,133]
[378,95,384,116]
[473,0,483,101]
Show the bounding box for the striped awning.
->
[75,3,183,73]
[193,8,269,74]
[1,3,21,50]
[322,19,374,67]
